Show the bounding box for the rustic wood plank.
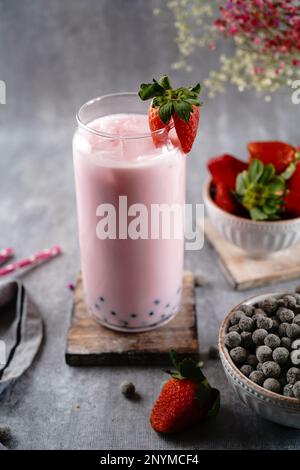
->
[204,218,300,290]
[65,271,199,365]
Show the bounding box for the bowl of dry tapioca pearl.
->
[219,289,300,429]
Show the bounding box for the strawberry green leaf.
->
[179,358,205,381]
[190,83,201,95]
[260,164,275,184]
[152,97,161,108]
[236,171,249,195]
[173,101,193,123]
[138,81,164,100]
[158,75,172,90]
[268,177,285,193]
[249,159,264,182]
[159,101,174,124]
[169,349,178,370]
[184,98,200,106]
[196,381,211,404]
[250,207,269,220]
[207,388,220,417]
[263,203,279,215]
[280,162,297,180]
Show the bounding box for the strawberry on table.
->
[150,350,220,434]
[208,154,247,189]
[248,141,297,173]
[138,75,201,153]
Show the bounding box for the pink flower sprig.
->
[214,0,300,57]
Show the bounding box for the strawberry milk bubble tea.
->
[73,77,201,332]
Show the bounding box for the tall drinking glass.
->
[73,93,186,332]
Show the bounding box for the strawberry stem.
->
[235,159,287,221]
[138,75,201,124]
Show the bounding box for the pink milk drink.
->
[73,93,186,332]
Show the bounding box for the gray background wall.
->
[0,0,299,449]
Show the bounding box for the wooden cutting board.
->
[204,218,300,290]
[65,271,199,366]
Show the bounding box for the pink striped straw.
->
[0,248,14,266]
[0,245,62,277]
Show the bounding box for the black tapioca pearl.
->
[123,321,129,327]
[110,311,117,316]
[131,314,137,318]
[165,303,170,308]
[149,311,154,316]
[161,314,165,319]
[95,303,100,309]
[99,296,105,302]
[154,299,160,305]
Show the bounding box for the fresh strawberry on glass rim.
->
[138,75,201,154]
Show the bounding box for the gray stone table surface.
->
[0,0,300,450]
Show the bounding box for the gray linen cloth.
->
[0,281,43,395]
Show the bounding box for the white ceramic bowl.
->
[219,292,300,429]
[203,180,300,258]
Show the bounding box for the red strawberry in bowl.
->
[208,154,247,190]
[207,154,247,215]
[138,75,201,154]
[248,141,297,173]
[284,158,300,217]
[214,182,241,215]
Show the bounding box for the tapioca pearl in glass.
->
[99,296,105,302]
[154,299,160,305]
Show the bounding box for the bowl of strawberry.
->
[204,142,300,257]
